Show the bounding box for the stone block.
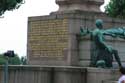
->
[86,67,120,83]
[28,11,125,66]
[55,0,104,12]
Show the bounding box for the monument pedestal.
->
[56,0,104,12]
[26,0,125,82]
[27,0,125,67]
[28,11,125,66]
[27,0,105,66]
[0,66,119,83]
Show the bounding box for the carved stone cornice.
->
[55,0,104,12]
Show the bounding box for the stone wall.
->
[55,0,104,12]
[0,66,120,83]
[28,11,125,66]
[28,15,69,65]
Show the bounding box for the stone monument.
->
[27,0,125,67]
[26,0,125,83]
[80,19,124,68]
[56,0,103,12]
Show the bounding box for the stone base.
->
[28,10,125,66]
[103,81,118,83]
[86,67,120,83]
[55,0,104,12]
[0,66,120,83]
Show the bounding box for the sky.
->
[0,0,110,57]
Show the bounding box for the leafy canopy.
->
[0,53,27,65]
[0,54,21,65]
[105,0,125,18]
[0,0,24,16]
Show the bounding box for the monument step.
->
[103,80,118,83]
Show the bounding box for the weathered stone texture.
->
[55,0,104,12]
[0,66,120,83]
[28,17,70,65]
[28,11,125,66]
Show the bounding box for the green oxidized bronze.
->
[80,19,122,68]
[104,27,125,39]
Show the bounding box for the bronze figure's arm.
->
[80,26,91,36]
[103,27,125,39]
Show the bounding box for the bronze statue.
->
[104,27,125,39]
[80,19,122,68]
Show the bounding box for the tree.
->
[8,54,21,65]
[0,54,6,64]
[21,56,27,65]
[0,54,21,65]
[0,0,24,16]
[105,0,125,18]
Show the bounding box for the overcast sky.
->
[0,0,110,57]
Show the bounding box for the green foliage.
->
[0,54,21,65]
[21,56,27,65]
[105,0,125,18]
[0,55,6,64]
[0,0,24,16]
[8,54,21,65]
